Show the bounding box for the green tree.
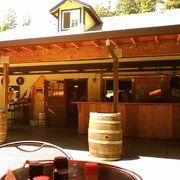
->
[116,0,138,15]
[162,0,180,9]
[23,14,31,27]
[116,0,158,15]
[137,0,157,13]
[94,5,118,17]
[0,9,17,32]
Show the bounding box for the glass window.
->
[63,12,70,29]
[62,9,80,30]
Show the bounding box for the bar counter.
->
[73,102,180,139]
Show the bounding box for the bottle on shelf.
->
[53,156,68,180]
[84,162,99,180]
[28,162,44,180]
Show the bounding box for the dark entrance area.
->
[65,79,88,127]
[104,78,132,102]
[44,80,66,126]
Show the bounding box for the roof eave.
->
[0,24,179,48]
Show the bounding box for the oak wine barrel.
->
[0,111,7,144]
[88,112,122,160]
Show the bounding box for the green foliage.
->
[162,0,180,9]
[94,0,180,17]
[116,0,138,15]
[137,0,157,13]
[94,5,118,17]
[116,0,158,15]
[23,14,31,27]
[0,9,17,32]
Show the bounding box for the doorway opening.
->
[104,78,132,102]
[65,79,88,128]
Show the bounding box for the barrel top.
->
[90,112,121,117]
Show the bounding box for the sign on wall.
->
[33,75,47,101]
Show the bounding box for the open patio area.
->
[1,126,180,179]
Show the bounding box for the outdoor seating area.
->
[0,126,179,179]
[0,0,179,179]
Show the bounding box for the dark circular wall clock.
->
[16,77,24,85]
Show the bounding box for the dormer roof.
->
[50,0,102,24]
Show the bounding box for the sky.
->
[0,0,119,28]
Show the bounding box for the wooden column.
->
[2,63,9,113]
[106,40,119,113]
[113,57,119,113]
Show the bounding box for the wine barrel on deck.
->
[88,112,122,160]
[0,111,7,144]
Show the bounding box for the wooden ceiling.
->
[0,34,179,64]
[0,24,179,74]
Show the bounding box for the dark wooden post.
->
[1,56,9,113]
[3,63,9,113]
[106,40,119,113]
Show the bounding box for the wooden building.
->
[0,0,180,139]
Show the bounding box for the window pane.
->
[63,12,70,29]
[71,10,80,27]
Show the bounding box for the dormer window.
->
[61,9,81,30]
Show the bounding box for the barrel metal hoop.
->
[89,138,122,144]
[89,120,121,124]
[88,129,122,134]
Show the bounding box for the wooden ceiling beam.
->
[130,37,136,45]
[111,40,117,46]
[36,45,48,51]
[91,41,99,48]
[5,40,180,63]
[177,34,180,44]
[21,46,33,52]
[9,45,109,63]
[4,48,17,53]
[155,36,159,45]
[71,42,79,49]
[51,43,64,50]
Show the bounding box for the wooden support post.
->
[106,39,119,113]
[3,63,9,113]
[113,57,119,113]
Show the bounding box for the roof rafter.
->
[111,40,117,46]
[51,43,64,50]
[21,46,33,52]
[71,42,79,49]
[5,48,17,53]
[91,41,99,48]
[0,50,4,53]
[130,37,136,46]
[177,34,180,44]
[155,36,159,45]
[36,45,49,51]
